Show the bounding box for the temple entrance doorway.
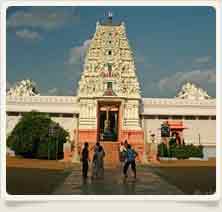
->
[97,101,121,164]
[98,102,120,142]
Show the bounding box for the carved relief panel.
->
[77,21,141,99]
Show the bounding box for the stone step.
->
[100,142,120,164]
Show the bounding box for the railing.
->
[142,98,215,106]
[6,96,78,104]
[6,96,216,108]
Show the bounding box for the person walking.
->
[81,142,89,179]
[124,139,128,149]
[123,144,138,180]
[95,145,105,178]
[94,141,100,152]
[92,142,105,179]
[119,142,127,162]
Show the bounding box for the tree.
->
[7,111,69,160]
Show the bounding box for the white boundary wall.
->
[6,96,216,157]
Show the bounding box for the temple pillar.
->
[72,115,80,163]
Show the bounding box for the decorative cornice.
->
[141,98,215,116]
[6,95,215,117]
[142,98,215,107]
[7,96,78,104]
[6,96,79,114]
[6,96,215,106]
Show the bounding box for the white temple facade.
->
[6,16,216,162]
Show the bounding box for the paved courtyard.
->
[7,158,216,195]
[53,166,184,195]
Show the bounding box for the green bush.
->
[171,144,203,159]
[158,143,203,159]
[170,145,189,159]
[7,111,69,160]
[158,143,170,157]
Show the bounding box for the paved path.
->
[53,166,184,195]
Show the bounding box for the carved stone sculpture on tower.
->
[77,18,141,98]
[7,79,39,97]
[175,82,211,100]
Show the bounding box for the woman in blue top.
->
[123,144,138,180]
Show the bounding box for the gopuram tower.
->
[77,14,144,162]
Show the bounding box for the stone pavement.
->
[53,165,184,195]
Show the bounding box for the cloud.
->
[16,29,41,40]
[135,55,153,69]
[194,56,211,64]
[66,39,91,65]
[47,88,58,95]
[158,69,216,93]
[45,87,75,96]
[7,7,79,30]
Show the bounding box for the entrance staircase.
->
[100,142,120,166]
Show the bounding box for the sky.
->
[6,6,216,98]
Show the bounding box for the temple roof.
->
[99,12,122,26]
[100,22,122,26]
[77,15,141,99]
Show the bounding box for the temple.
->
[6,16,216,163]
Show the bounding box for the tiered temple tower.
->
[77,15,144,162]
